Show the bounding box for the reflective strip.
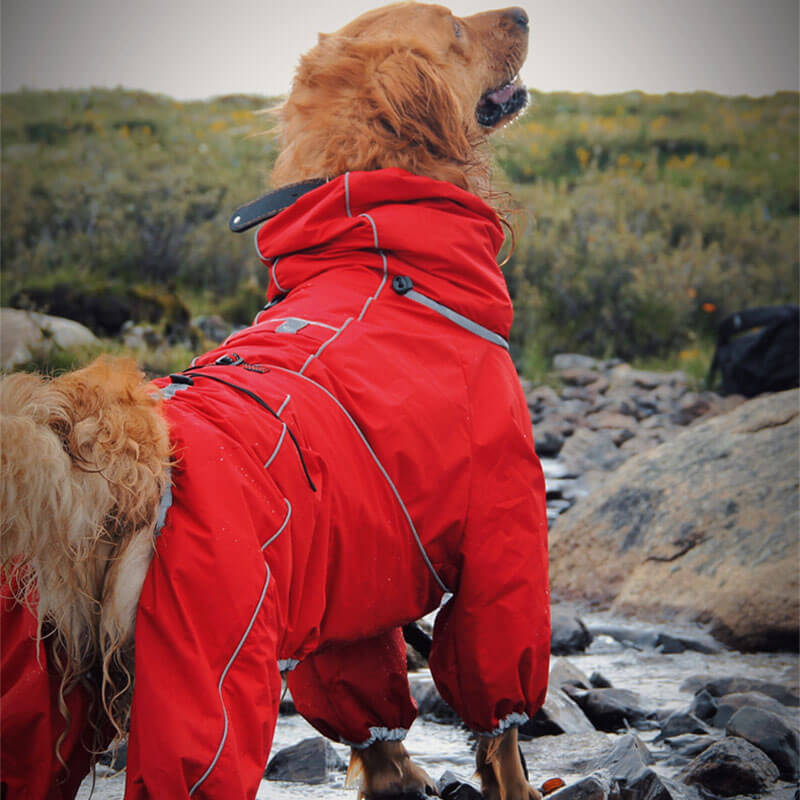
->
[261,498,291,551]
[345,171,353,218]
[159,381,192,401]
[485,711,530,737]
[403,289,509,351]
[347,726,408,750]
[189,564,271,795]
[277,658,299,672]
[154,468,173,538]
[299,317,353,374]
[276,394,291,416]
[264,424,287,469]
[271,317,338,332]
[359,211,380,249]
[275,318,308,334]
[271,257,285,293]
[266,364,451,595]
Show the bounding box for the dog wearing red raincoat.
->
[0,4,549,799]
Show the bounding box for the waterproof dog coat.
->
[1,169,549,799]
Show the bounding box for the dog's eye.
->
[453,20,462,38]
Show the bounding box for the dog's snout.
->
[506,7,529,31]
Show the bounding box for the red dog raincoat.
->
[1,168,549,799]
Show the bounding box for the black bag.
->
[706,305,799,397]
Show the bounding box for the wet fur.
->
[1,2,534,795]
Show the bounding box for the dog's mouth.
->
[476,78,528,128]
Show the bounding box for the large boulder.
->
[1,308,98,369]
[549,390,799,651]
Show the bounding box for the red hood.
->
[255,169,513,338]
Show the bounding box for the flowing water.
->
[78,612,798,799]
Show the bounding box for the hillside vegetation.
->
[2,88,797,376]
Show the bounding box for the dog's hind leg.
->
[476,727,541,800]
[287,629,435,798]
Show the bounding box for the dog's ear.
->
[371,46,476,171]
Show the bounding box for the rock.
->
[264,736,345,783]
[416,683,460,725]
[438,771,483,800]
[550,657,593,691]
[687,690,718,723]
[520,731,614,785]
[608,364,687,393]
[527,384,562,410]
[547,775,609,800]
[521,686,596,738]
[559,368,603,387]
[680,736,779,796]
[680,676,799,707]
[99,740,128,771]
[662,734,716,758]
[585,412,637,433]
[406,639,428,671]
[712,691,798,729]
[534,423,566,457]
[564,688,652,732]
[655,711,712,741]
[193,314,232,343]
[585,624,722,655]
[589,672,613,689]
[1,308,99,369]
[558,428,629,475]
[551,608,593,655]
[553,354,602,371]
[121,321,162,350]
[279,687,297,715]
[726,706,800,780]
[549,390,800,651]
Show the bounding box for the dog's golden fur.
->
[1,3,538,796]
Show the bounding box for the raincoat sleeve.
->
[428,363,550,734]
[288,628,417,748]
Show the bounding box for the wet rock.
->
[99,740,128,771]
[437,771,482,800]
[264,736,346,784]
[521,731,614,785]
[521,685,596,738]
[655,712,712,741]
[549,390,800,651]
[712,691,798,728]
[586,625,722,655]
[589,672,613,689]
[1,308,99,369]
[687,690,718,723]
[551,608,593,655]
[726,706,800,780]
[547,775,609,800]
[416,683,460,725]
[564,688,652,732]
[680,736,779,796]
[550,658,593,691]
[534,423,566,457]
[681,676,800,707]
[279,687,297,715]
[662,734,716,759]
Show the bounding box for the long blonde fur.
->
[0,357,171,744]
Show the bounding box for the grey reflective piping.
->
[277,658,299,672]
[347,726,408,750]
[159,381,192,401]
[271,257,286,293]
[154,468,173,538]
[266,365,450,594]
[403,289,510,351]
[299,317,354,375]
[276,318,308,334]
[261,498,292,551]
[485,711,530,737]
[277,394,291,416]
[189,564,271,795]
[264,424,287,469]
[359,212,380,249]
[253,227,263,260]
[345,171,353,218]
[272,317,339,332]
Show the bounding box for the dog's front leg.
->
[347,740,437,799]
[476,727,541,800]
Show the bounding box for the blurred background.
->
[1,0,798,381]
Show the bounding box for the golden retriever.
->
[1,4,542,799]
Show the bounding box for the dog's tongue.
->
[487,83,515,105]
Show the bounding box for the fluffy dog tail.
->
[0,357,171,742]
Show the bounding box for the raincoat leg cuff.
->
[346,726,409,750]
[481,711,530,737]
